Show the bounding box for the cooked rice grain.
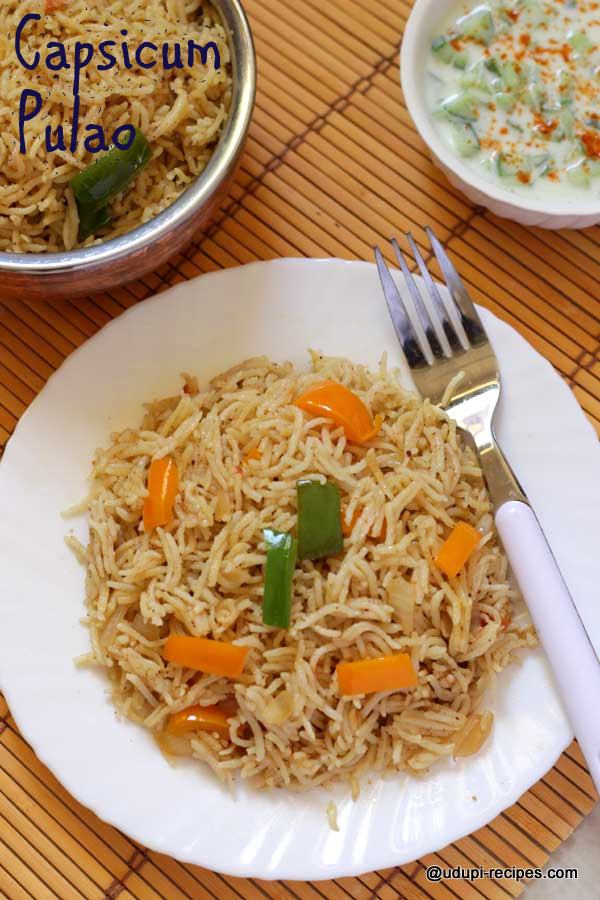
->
[81,354,536,790]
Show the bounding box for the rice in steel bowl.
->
[75,354,536,790]
[1,0,231,252]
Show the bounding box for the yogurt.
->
[426,0,600,199]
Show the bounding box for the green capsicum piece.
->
[77,205,112,242]
[262,529,297,629]
[297,478,343,561]
[70,129,152,239]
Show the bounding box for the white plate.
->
[1,259,599,881]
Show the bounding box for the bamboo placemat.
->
[1,0,599,897]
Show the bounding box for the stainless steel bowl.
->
[0,0,256,301]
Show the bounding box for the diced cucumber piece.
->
[484,57,502,77]
[567,159,591,187]
[558,70,574,105]
[450,121,480,157]
[507,119,524,133]
[497,152,552,184]
[540,102,568,123]
[568,31,593,54]
[541,100,562,116]
[456,6,495,46]
[522,82,545,112]
[588,159,600,177]
[431,36,468,68]
[521,0,548,27]
[432,35,452,62]
[530,153,552,181]
[460,59,499,92]
[552,107,575,141]
[496,8,515,30]
[500,61,521,90]
[440,91,480,121]
[497,152,526,177]
[459,70,485,91]
[494,91,516,112]
[563,109,576,140]
[521,61,541,83]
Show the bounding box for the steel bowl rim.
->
[0,0,256,276]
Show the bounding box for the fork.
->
[375,228,600,793]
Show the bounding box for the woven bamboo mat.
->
[1,0,599,896]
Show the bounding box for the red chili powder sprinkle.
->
[582,131,600,158]
[534,115,559,135]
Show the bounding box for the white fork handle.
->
[496,501,600,795]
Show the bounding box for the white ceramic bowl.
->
[400,0,600,229]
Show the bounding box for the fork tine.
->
[390,238,445,362]
[426,227,487,347]
[405,233,463,357]
[374,246,428,369]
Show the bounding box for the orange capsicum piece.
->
[294,381,382,444]
[163,635,248,679]
[336,652,418,696]
[435,521,481,579]
[166,704,230,739]
[341,507,387,542]
[242,447,261,464]
[341,508,361,537]
[143,456,179,532]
